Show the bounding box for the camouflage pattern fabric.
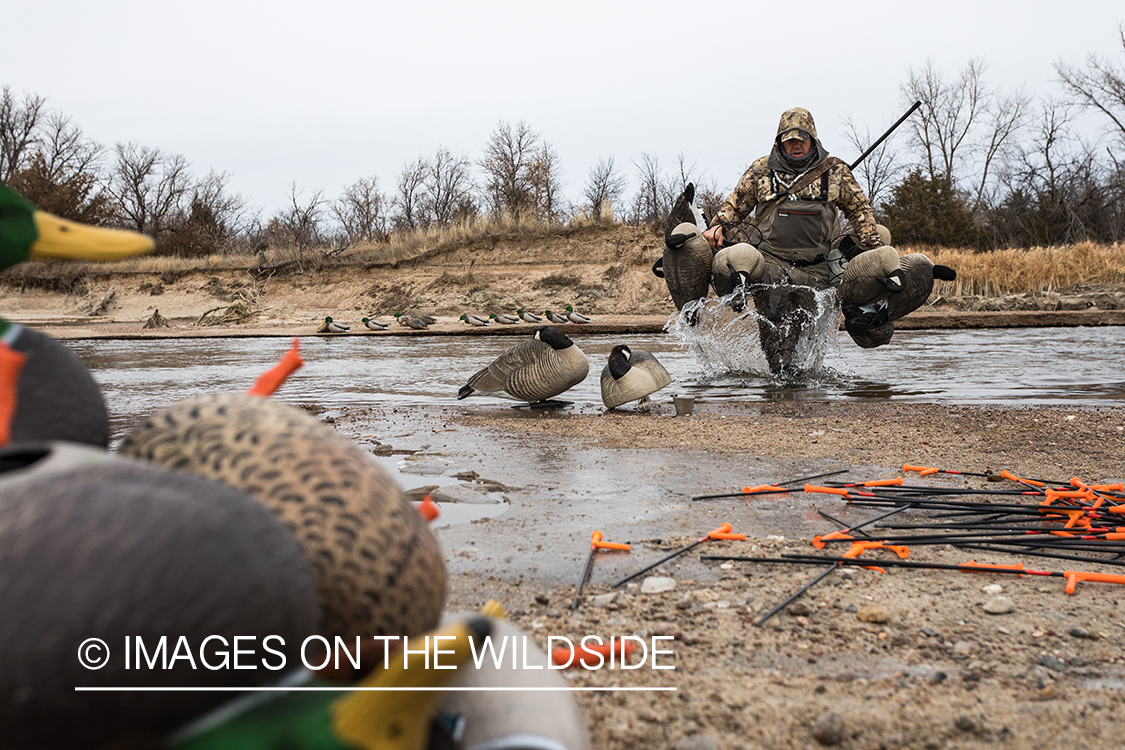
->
[714,108,881,249]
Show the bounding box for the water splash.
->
[666,284,842,379]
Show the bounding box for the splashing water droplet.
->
[666,284,842,379]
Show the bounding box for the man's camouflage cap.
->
[777,107,818,142]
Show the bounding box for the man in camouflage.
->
[703,107,886,292]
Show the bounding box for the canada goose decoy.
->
[565,305,591,324]
[839,249,956,349]
[544,309,569,324]
[316,316,349,333]
[657,182,712,312]
[457,325,589,405]
[361,316,389,330]
[600,344,673,410]
[119,392,447,645]
[459,314,490,326]
[517,309,542,323]
[0,182,153,271]
[0,442,319,750]
[490,313,519,324]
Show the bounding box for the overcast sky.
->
[2,0,1122,217]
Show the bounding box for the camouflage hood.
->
[768,107,829,174]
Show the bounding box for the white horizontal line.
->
[75,686,676,692]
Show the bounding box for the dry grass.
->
[908,241,1125,296]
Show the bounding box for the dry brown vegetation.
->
[918,241,1125,296]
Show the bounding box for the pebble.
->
[787,601,813,617]
[811,712,844,746]
[674,735,719,750]
[675,594,693,610]
[534,594,549,605]
[589,592,618,608]
[1068,627,1092,639]
[1040,654,1068,672]
[981,584,1003,595]
[954,716,977,732]
[982,596,1016,615]
[641,576,677,594]
[952,640,978,657]
[856,603,889,623]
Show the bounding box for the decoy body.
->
[600,344,673,409]
[395,313,429,329]
[119,393,446,642]
[361,316,389,330]
[565,305,591,324]
[316,316,349,333]
[0,442,318,750]
[839,250,956,348]
[2,322,109,446]
[460,314,490,326]
[658,183,713,311]
[490,313,520,324]
[544,309,569,324]
[458,326,589,404]
[517,309,542,323]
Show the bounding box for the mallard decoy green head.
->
[0,183,153,272]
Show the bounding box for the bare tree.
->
[583,155,627,220]
[334,176,389,242]
[628,152,672,227]
[422,147,475,226]
[106,142,193,238]
[902,58,988,184]
[0,86,46,182]
[526,141,565,223]
[841,114,904,208]
[272,182,325,251]
[7,112,111,223]
[479,120,540,219]
[1055,24,1125,148]
[392,156,428,231]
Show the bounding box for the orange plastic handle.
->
[812,531,853,549]
[588,531,630,550]
[1001,470,1045,487]
[805,484,850,497]
[247,338,304,397]
[903,463,939,476]
[863,477,904,487]
[705,522,733,538]
[743,484,788,494]
[709,532,746,541]
[0,343,28,447]
[1045,489,1094,503]
[1089,482,1124,492]
[1063,570,1125,595]
[417,495,440,522]
[843,541,911,560]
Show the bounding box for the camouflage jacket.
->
[714,154,882,248]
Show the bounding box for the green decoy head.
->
[0,183,154,272]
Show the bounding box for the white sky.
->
[2,0,1122,217]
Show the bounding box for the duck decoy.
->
[600,344,673,410]
[0,441,319,750]
[119,392,447,645]
[361,316,389,330]
[565,305,591,324]
[459,314,490,326]
[517,309,542,323]
[544,309,569,324]
[316,316,349,333]
[0,182,153,271]
[457,326,589,405]
[490,313,519,324]
[395,313,429,329]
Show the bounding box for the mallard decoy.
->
[0,182,153,272]
[490,313,520,324]
[600,344,673,410]
[120,393,447,645]
[459,314,490,326]
[316,316,349,333]
[457,326,589,404]
[395,313,429,329]
[0,441,318,749]
[361,316,389,330]
[544,309,569,324]
[565,305,591,324]
[517,309,542,323]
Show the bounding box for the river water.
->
[68,326,1125,442]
